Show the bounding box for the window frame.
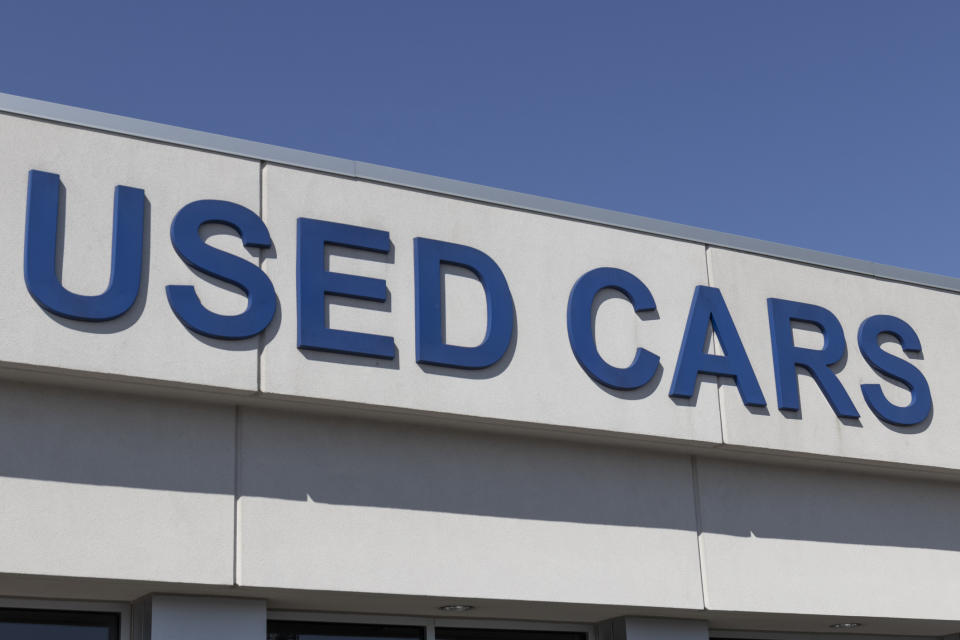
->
[0,597,129,640]
[267,611,595,640]
[711,631,940,640]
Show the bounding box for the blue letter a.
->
[670,286,766,407]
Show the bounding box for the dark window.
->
[437,628,585,640]
[0,608,119,640]
[268,622,425,640]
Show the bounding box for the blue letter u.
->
[24,170,145,321]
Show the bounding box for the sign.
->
[1,111,953,472]
[23,169,932,427]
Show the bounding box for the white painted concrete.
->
[698,457,960,619]
[3,112,960,473]
[0,113,261,391]
[0,380,236,584]
[708,247,960,469]
[2,106,960,635]
[260,166,721,444]
[235,407,705,609]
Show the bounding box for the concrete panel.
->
[0,113,261,391]
[707,247,960,469]
[261,166,720,444]
[0,380,235,584]
[698,458,960,619]
[236,407,704,608]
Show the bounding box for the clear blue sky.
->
[2,1,958,276]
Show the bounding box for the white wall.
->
[0,377,958,625]
[2,109,960,628]
[697,457,960,620]
[235,406,704,609]
[259,165,720,445]
[0,380,235,584]
[709,247,959,469]
[0,111,958,472]
[0,113,261,391]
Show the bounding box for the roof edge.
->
[1,90,957,294]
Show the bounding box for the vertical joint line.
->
[703,243,713,286]
[257,161,265,269]
[232,405,240,586]
[691,456,709,610]
[257,161,266,394]
[704,244,727,445]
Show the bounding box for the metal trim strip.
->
[1,91,956,293]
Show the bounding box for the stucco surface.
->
[708,247,960,469]
[0,113,261,390]
[235,407,705,609]
[0,381,236,584]
[697,457,960,619]
[260,166,721,444]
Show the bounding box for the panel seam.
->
[257,161,265,396]
[705,244,728,448]
[691,455,710,610]
[233,405,240,587]
[699,244,716,612]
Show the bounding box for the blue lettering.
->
[297,218,394,358]
[24,170,144,321]
[566,268,660,390]
[167,200,276,339]
[858,315,932,426]
[415,237,514,369]
[670,286,765,406]
[768,298,859,418]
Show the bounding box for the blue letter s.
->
[167,200,276,340]
[858,315,931,426]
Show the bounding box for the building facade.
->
[0,92,958,640]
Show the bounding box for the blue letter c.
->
[567,268,660,390]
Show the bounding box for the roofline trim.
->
[2,90,957,294]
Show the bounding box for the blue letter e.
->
[415,238,515,369]
[297,218,394,359]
